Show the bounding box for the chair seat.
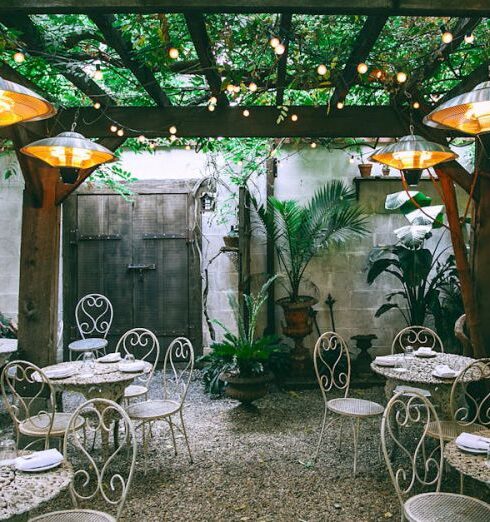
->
[404,492,490,522]
[327,397,384,417]
[20,412,84,437]
[68,339,108,352]
[30,509,115,521]
[427,420,486,442]
[126,399,179,420]
[124,384,148,399]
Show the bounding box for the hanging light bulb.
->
[110,125,117,133]
[93,102,101,110]
[275,44,286,55]
[412,101,420,109]
[396,71,407,84]
[269,37,280,48]
[233,85,240,93]
[226,84,235,93]
[208,104,216,112]
[21,131,115,169]
[357,62,368,74]
[0,77,56,127]
[185,144,191,150]
[242,109,250,117]
[317,64,327,76]
[137,135,145,143]
[13,51,25,63]
[336,101,344,110]
[370,132,456,185]
[291,114,298,122]
[169,134,177,142]
[168,47,179,59]
[464,33,475,44]
[169,125,177,135]
[209,96,217,105]
[117,128,124,137]
[424,80,490,134]
[441,31,453,44]
[249,82,258,92]
[310,142,317,148]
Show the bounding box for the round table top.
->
[370,353,476,385]
[444,430,490,484]
[38,360,151,388]
[0,339,17,366]
[68,338,108,351]
[0,458,72,520]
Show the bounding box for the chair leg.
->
[179,410,193,464]
[168,417,178,456]
[459,472,464,494]
[314,407,333,464]
[352,418,360,477]
[338,418,344,450]
[142,421,148,475]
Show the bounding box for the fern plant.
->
[256,181,369,302]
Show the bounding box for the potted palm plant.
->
[256,181,368,374]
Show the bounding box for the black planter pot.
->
[402,168,424,186]
[60,168,79,184]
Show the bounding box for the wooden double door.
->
[63,181,202,360]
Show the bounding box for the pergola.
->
[2,1,490,366]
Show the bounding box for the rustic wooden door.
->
[63,181,202,361]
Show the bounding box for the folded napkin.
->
[394,385,431,398]
[455,432,490,451]
[432,364,458,378]
[98,352,121,363]
[374,356,397,365]
[118,360,145,372]
[44,367,72,379]
[417,347,434,355]
[15,449,63,471]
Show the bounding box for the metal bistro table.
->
[0,338,17,366]
[445,430,490,485]
[371,353,477,419]
[0,458,72,521]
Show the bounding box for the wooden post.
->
[13,128,62,366]
[436,169,484,358]
[468,135,490,358]
[238,186,251,332]
[265,157,277,335]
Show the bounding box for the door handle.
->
[127,264,156,270]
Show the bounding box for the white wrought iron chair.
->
[391,326,444,355]
[30,398,137,522]
[69,294,113,361]
[126,337,194,472]
[115,328,160,402]
[381,391,490,522]
[313,331,384,475]
[1,360,84,450]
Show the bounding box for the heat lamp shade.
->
[369,134,456,170]
[0,77,56,126]
[20,131,116,169]
[423,81,490,135]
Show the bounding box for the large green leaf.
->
[397,246,433,286]
[385,191,432,214]
[375,303,401,317]
[394,225,432,248]
[367,257,402,284]
[405,205,444,228]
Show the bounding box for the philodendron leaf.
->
[394,225,432,248]
[385,191,432,214]
[405,205,444,228]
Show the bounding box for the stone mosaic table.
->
[444,430,490,484]
[371,353,477,419]
[0,457,72,521]
[0,339,17,366]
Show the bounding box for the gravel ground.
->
[1,372,487,521]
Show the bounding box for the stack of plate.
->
[455,432,490,454]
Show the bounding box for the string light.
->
[242,109,250,117]
[208,104,216,112]
[226,84,235,93]
[149,142,156,149]
[396,71,407,83]
[413,101,420,109]
[249,82,257,92]
[317,64,327,75]
[209,96,217,105]
[269,37,280,48]
[336,101,344,110]
[13,51,25,63]
[169,134,177,142]
[93,102,101,110]
[357,62,368,74]
[116,128,124,137]
[464,33,475,44]
[233,85,240,93]
[168,47,179,59]
[275,44,286,55]
[110,125,117,133]
[185,144,191,150]
[137,135,145,143]
[169,125,177,135]
[310,142,317,148]
[291,114,298,122]
[441,31,453,44]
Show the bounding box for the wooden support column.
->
[265,157,277,335]
[238,186,251,332]
[437,169,484,358]
[13,128,62,367]
[469,135,490,358]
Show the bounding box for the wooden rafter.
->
[19,104,471,139]
[184,13,228,106]
[330,15,388,108]
[90,14,172,106]
[5,1,490,17]
[439,60,490,104]
[0,13,116,106]
[276,13,292,106]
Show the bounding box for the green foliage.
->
[256,181,369,302]
[199,276,290,395]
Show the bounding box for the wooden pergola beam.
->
[276,13,292,106]
[32,105,464,138]
[184,13,228,106]
[1,13,116,106]
[90,14,172,106]
[330,15,388,107]
[4,1,490,16]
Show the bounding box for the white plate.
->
[455,442,488,455]
[97,353,121,363]
[44,367,78,380]
[118,362,145,373]
[15,460,62,472]
[375,359,397,367]
[415,351,437,358]
[432,370,459,379]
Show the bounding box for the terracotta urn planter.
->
[223,234,239,249]
[219,371,273,403]
[277,296,318,375]
[358,163,373,178]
